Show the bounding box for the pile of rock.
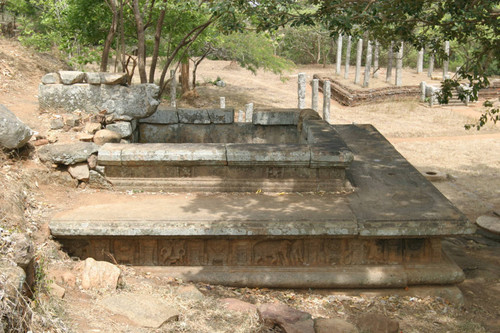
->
[0,104,33,149]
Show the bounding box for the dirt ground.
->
[1,37,500,332]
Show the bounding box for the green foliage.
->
[464,100,500,130]
[276,26,333,65]
[214,31,295,74]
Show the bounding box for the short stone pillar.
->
[245,103,254,122]
[373,40,379,78]
[298,72,306,109]
[363,40,372,88]
[238,109,244,122]
[336,34,343,75]
[395,42,404,87]
[170,69,177,108]
[354,38,363,85]
[344,36,352,79]
[417,48,424,73]
[311,79,319,112]
[428,53,434,77]
[420,81,427,102]
[220,97,226,108]
[443,41,450,80]
[386,41,394,83]
[322,80,331,122]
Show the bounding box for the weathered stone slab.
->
[253,108,300,125]
[0,104,33,149]
[226,144,310,166]
[85,72,101,85]
[100,293,179,328]
[97,143,128,166]
[93,129,121,145]
[207,108,234,124]
[476,215,500,235]
[177,109,211,124]
[119,143,227,166]
[310,144,354,168]
[68,162,90,181]
[139,107,179,124]
[106,122,133,138]
[38,142,98,165]
[77,258,121,290]
[41,73,60,84]
[59,71,85,85]
[99,72,128,85]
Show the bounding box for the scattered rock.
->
[50,118,64,130]
[41,73,60,84]
[93,129,121,145]
[89,170,113,189]
[0,260,26,299]
[100,293,179,328]
[87,154,98,169]
[106,121,132,138]
[38,142,98,165]
[9,233,34,269]
[175,285,204,301]
[77,258,121,290]
[77,133,94,142]
[0,104,33,149]
[59,71,85,85]
[314,318,359,333]
[220,298,257,314]
[258,303,314,333]
[32,139,49,146]
[356,313,399,333]
[46,132,58,143]
[48,282,65,299]
[63,113,80,128]
[84,122,102,134]
[68,162,90,181]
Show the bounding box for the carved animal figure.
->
[160,240,186,265]
[253,240,291,266]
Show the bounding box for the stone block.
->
[63,113,80,127]
[226,144,310,167]
[310,144,354,168]
[100,72,128,85]
[93,129,122,145]
[59,71,85,85]
[252,108,300,125]
[119,143,227,166]
[68,162,90,181]
[177,108,211,124]
[97,143,129,166]
[41,73,60,84]
[77,258,121,290]
[0,104,33,149]
[50,118,64,130]
[207,108,234,124]
[106,121,133,138]
[139,107,179,124]
[100,84,160,121]
[38,142,98,165]
[85,72,101,85]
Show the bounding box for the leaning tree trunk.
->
[180,60,190,94]
[132,0,147,83]
[101,0,118,72]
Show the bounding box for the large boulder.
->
[39,83,160,121]
[38,142,98,165]
[77,258,121,290]
[0,104,33,149]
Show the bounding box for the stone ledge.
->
[252,108,300,125]
[226,144,311,167]
[140,108,234,125]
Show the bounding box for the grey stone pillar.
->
[336,34,343,75]
[238,110,244,122]
[420,81,427,102]
[298,72,306,109]
[417,48,424,73]
[386,41,394,83]
[170,69,177,108]
[322,80,331,122]
[220,97,225,109]
[245,103,254,122]
[395,42,404,86]
[311,79,319,112]
[373,40,379,78]
[344,36,352,79]
[443,41,450,80]
[354,38,363,85]
[363,40,372,88]
[428,53,434,77]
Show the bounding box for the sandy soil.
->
[1,37,500,332]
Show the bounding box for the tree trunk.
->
[101,0,118,72]
[180,60,190,93]
[132,0,147,83]
[386,41,394,82]
[149,5,166,83]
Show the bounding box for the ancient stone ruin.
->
[40,71,475,290]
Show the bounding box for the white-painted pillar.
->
[373,40,379,78]
[170,69,176,108]
[245,103,253,122]
[395,42,404,86]
[322,80,331,122]
[363,40,372,88]
[443,41,450,80]
[386,41,394,83]
[298,72,306,109]
[336,34,343,75]
[344,36,352,79]
[219,97,225,109]
[311,78,319,112]
[354,38,363,85]
[417,48,424,73]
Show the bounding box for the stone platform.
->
[50,124,474,288]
